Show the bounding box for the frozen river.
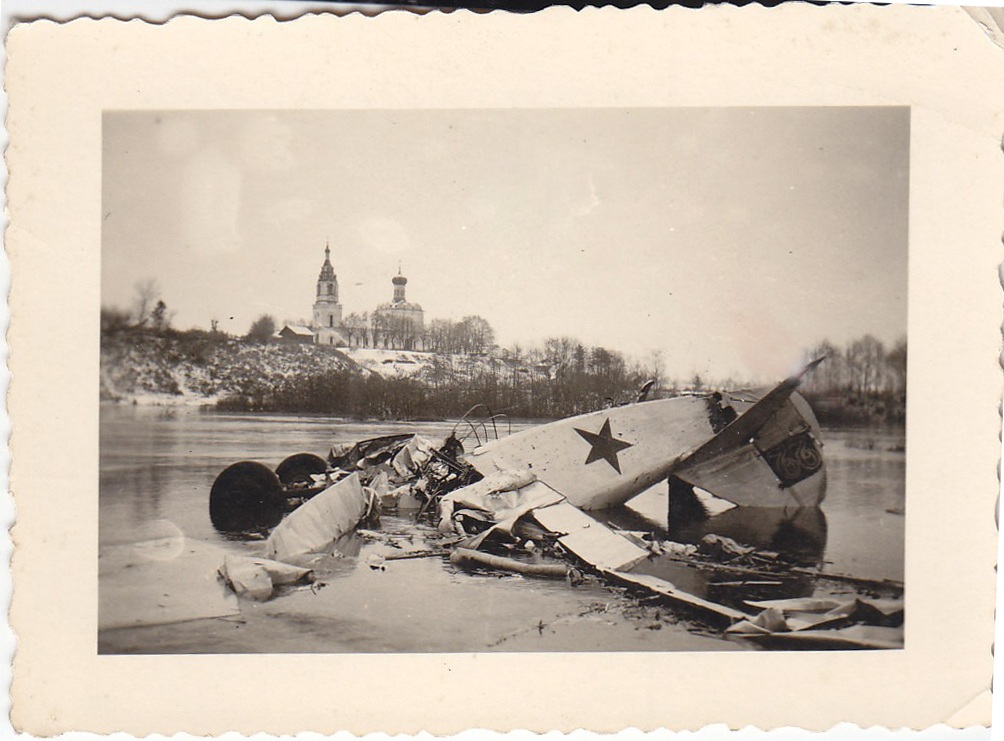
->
[98,405,905,654]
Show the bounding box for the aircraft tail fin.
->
[680,358,824,467]
[671,358,827,507]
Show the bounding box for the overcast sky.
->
[102,107,908,382]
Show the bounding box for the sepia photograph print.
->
[98,107,908,654]
[9,7,1002,734]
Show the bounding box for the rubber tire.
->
[275,452,328,485]
[210,461,285,533]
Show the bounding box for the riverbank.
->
[101,329,905,426]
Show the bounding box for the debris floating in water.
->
[206,361,903,649]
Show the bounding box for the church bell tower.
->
[312,243,344,345]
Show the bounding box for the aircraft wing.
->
[464,396,716,510]
[462,359,826,511]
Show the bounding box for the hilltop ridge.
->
[100,330,364,405]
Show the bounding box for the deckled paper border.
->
[6,6,1002,735]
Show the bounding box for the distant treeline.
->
[101,294,905,426]
[217,340,661,419]
[798,335,907,426]
[216,333,907,426]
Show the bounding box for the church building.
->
[372,267,425,350]
[308,245,425,350]
[312,244,348,346]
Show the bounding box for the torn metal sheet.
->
[391,434,437,477]
[726,595,905,648]
[730,625,905,650]
[744,596,904,617]
[440,478,563,534]
[265,472,370,563]
[532,501,649,572]
[529,503,751,623]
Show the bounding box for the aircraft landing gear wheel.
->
[210,461,285,533]
[275,452,328,486]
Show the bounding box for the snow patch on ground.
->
[347,349,436,378]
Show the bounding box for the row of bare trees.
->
[797,335,907,425]
[801,335,907,397]
[414,337,661,418]
[424,316,495,355]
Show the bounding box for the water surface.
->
[99,406,904,653]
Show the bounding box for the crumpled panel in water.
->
[265,472,368,563]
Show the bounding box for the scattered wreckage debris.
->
[219,556,313,601]
[450,547,572,579]
[726,596,904,649]
[206,358,904,649]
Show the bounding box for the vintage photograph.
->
[98,107,908,654]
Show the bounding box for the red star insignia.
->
[574,418,633,474]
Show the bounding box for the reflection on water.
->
[596,501,827,566]
[621,426,905,583]
[597,501,829,610]
[668,506,828,566]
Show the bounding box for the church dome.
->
[318,245,336,282]
[392,274,408,287]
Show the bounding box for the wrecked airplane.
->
[207,358,903,649]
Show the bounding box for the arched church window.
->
[327,284,333,295]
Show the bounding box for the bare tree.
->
[343,312,370,348]
[845,335,885,394]
[131,278,160,327]
[458,316,495,355]
[803,340,843,394]
[886,337,907,394]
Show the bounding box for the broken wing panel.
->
[532,502,649,571]
[532,503,750,623]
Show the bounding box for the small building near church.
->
[276,324,314,345]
